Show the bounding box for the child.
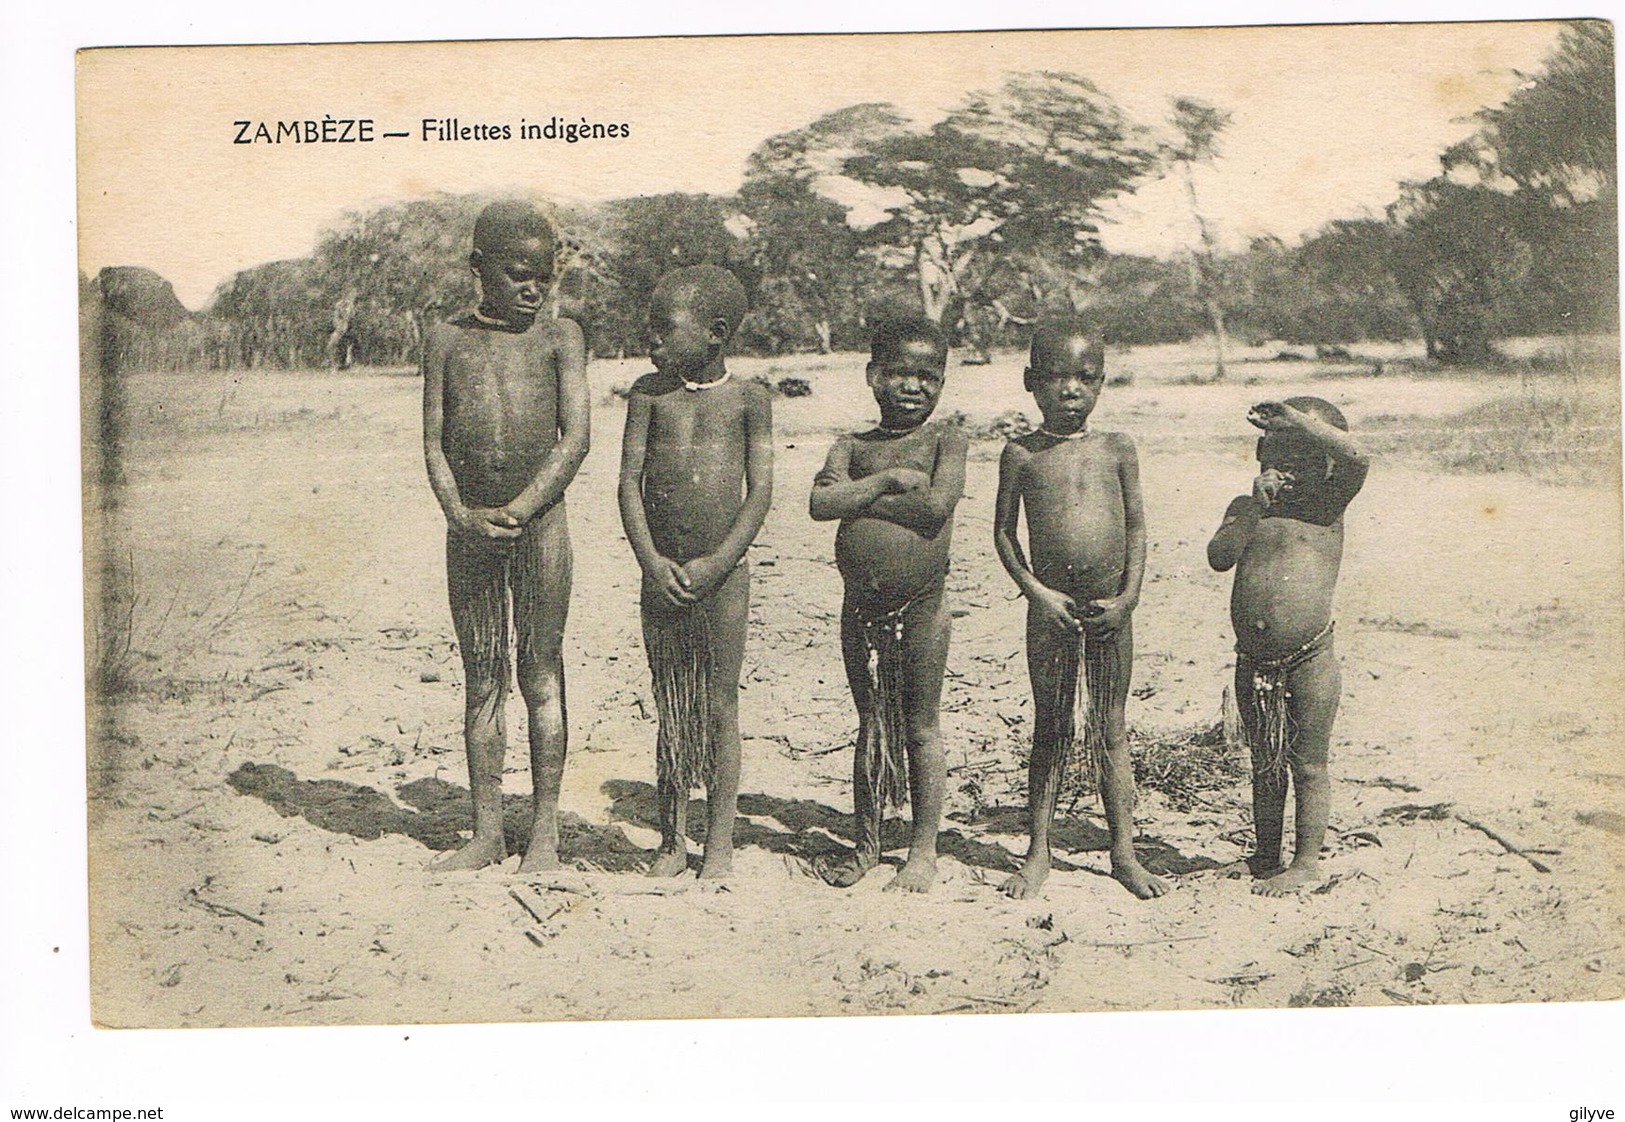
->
[809,316,967,893]
[992,321,1166,900]
[618,265,773,879]
[421,199,590,872]
[1207,397,1368,895]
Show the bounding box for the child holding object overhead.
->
[992,321,1166,900]
[1207,396,1368,895]
[618,265,774,880]
[809,315,968,893]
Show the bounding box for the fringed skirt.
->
[852,597,928,811]
[1237,621,1335,784]
[646,605,715,793]
[1045,630,1126,793]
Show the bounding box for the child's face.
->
[472,236,552,325]
[1026,339,1104,431]
[867,339,946,428]
[648,291,718,376]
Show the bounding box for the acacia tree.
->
[738,105,902,352]
[838,72,1159,335]
[1166,97,1234,379]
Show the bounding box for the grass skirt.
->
[647,606,714,793]
[855,600,919,811]
[1238,621,1334,784]
[1047,631,1125,794]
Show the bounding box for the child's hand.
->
[881,467,931,494]
[1082,595,1131,634]
[1252,467,1295,508]
[679,554,730,599]
[1030,586,1083,636]
[653,557,698,607]
[457,506,523,540]
[1247,400,1309,432]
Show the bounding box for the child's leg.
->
[1255,648,1339,896]
[1236,661,1287,878]
[887,590,949,893]
[642,602,691,877]
[434,532,512,871]
[816,600,882,887]
[699,564,749,879]
[512,508,572,874]
[1001,607,1069,899]
[1092,621,1168,899]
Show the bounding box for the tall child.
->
[992,321,1166,899]
[618,266,774,879]
[809,316,967,893]
[421,199,590,872]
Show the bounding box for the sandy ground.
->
[85,340,1625,1026]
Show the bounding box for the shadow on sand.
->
[227,762,648,871]
[226,763,1218,879]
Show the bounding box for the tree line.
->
[93,21,1614,374]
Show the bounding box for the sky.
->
[77,21,1566,310]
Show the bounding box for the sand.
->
[85,340,1625,1026]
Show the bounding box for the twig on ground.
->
[186,888,265,926]
[1453,811,1552,873]
[1077,933,1212,949]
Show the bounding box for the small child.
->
[992,321,1166,899]
[618,265,773,879]
[809,316,967,892]
[421,199,590,872]
[1207,397,1369,895]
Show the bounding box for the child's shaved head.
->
[1029,318,1105,372]
[870,314,948,366]
[651,265,749,334]
[1281,396,1350,431]
[472,199,559,258]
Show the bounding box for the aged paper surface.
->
[76,21,1623,1040]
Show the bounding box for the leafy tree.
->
[838,72,1158,340]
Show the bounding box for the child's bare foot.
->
[518,846,561,874]
[429,834,506,872]
[999,858,1049,899]
[1219,854,1282,880]
[698,849,733,880]
[1252,863,1320,896]
[884,856,937,893]
[1111,854,1169,899]
[814,849,877,888]
[646,848,689,877]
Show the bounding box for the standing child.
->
[809,316,967,893]
[992,321,1166,900]
[421,199,590,872]
[1207,397,1368,895]
[619,265,773,879]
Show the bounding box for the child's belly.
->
[836,518,951,611]
[447,439,552,508]
[1231,520,1342,657]
[641,468,745,562]
[1025,506,1127,601]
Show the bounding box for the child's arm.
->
[422,324,520,540]
[863,426,969,539]
[993,441,1080,635]
[500,319,591,523]
[809,437,922,521]
[1085,434,1145,633]
[617,387,695,607]
[1207,494,1263,572]
[682,385,775,598]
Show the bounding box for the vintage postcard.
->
[76,21,1623,1031]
